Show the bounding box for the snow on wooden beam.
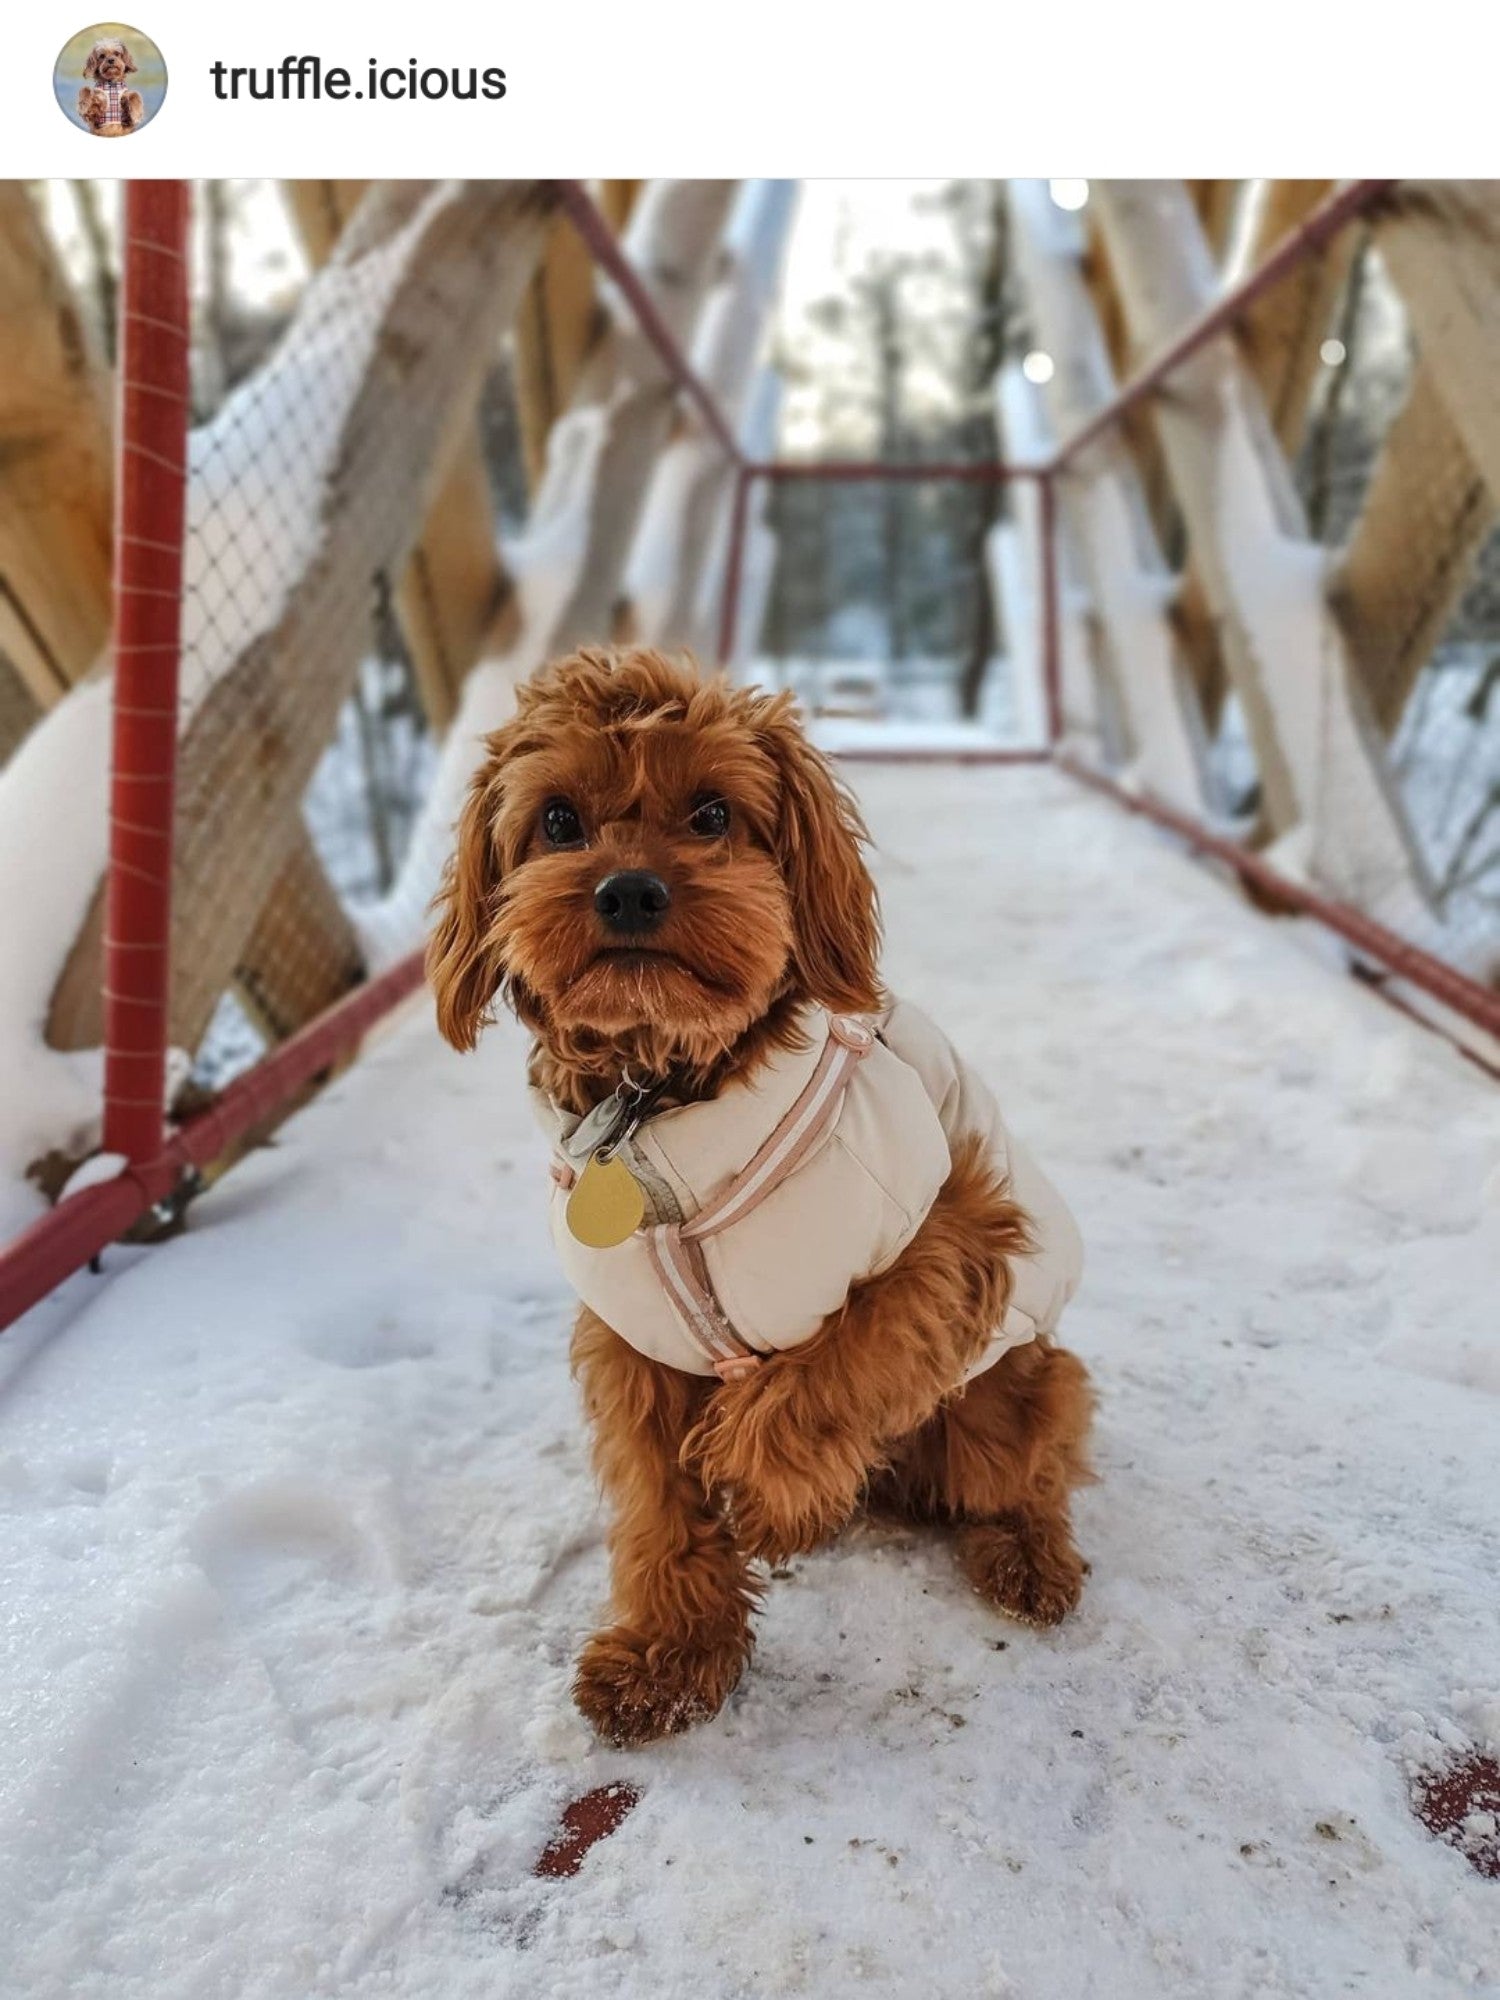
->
[0,184,113,713]
[1333,364,1493,734]
[547,179,740,651]
[1090,179,1434,935]
[363,179,741,969]
[48,180,558,1060]
[625,181,799,657]
[1007,180,1213,813]
[993,367,1109,756]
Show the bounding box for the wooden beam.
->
[1006,181,1213,812]
[513,212,605,490]
[1187,180,1241,260]
[394,437,514,733]
[1090,179,1433,927]
[1332,364,1492,732]
[549,181,742,650]
[1236,180,1352,453]
[385,180,742,953]
[232,825,366,1042]
[286,179,510,730]
[599,181,644,233]
[1375,181,1500,504]
[625,182,798,656]
[1082,213,1227,719]
[48,181,557,1057]
[0,183,113,708]
[0,655,40,764]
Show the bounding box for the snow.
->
[3,762,1498,1999]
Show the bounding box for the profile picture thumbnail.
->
[54,22,167,138]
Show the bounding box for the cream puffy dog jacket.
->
[533,998,1084,1380]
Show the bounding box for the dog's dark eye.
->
[541,798,585,847]
[689,795,731,838]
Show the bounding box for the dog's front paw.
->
[684,1367,866,1563]
[573,1625,746,1747]
[960,1520,1086,1627]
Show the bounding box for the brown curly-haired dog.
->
[430,647,1093,1745]
[77,38,145,135]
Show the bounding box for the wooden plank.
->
[1082,213,1226,719]
[282,179,369,265]
[0,654,40,764]
[1236,180,1353,453]
[0,183,113,707]
[233,825,365,1042]
[513,213,605,491]
[287,179,509,731]
[394,435,513,732]
[1006,180,1212,812]
[1332,364,1492,732]
[599,181,644,233]
[1375,181,1500,503]
[1187,180,1241,260]
[48,181,558,1057]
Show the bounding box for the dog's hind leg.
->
[880,1338,1095,1627]
[570,1308,761,1746]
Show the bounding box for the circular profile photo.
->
[54,23,167,138]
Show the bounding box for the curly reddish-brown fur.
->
[430,646,1094,1745]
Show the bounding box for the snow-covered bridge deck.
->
[2,764,1497,1999]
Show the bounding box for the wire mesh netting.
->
[157,186,539,1089]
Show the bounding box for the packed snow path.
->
[3,765,1498,2000]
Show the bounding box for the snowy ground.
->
[2,764,1498,2000]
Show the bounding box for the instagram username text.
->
[208,58,508,103]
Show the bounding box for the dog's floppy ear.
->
[119,41,137,72]
[83,44,102,78]
[427,730,516,1053]
[759,694,883,1015]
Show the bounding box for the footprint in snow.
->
[189,1480,396,1781]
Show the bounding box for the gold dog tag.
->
[566,1152,646,1248]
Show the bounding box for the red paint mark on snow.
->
[1411,1753,1500,1880]
[535,1782,641,1879]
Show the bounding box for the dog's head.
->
[83,38,135,81]
[428,647,882,1070]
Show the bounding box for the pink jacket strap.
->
[647,1016,875,1377]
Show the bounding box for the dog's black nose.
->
[594,870,672,935]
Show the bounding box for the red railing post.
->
[102,181,192,1173]
[1038,471,1063,746]
[717,464,755,665]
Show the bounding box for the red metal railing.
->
[1,174,1494,1336]
[103,181,193,1171]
